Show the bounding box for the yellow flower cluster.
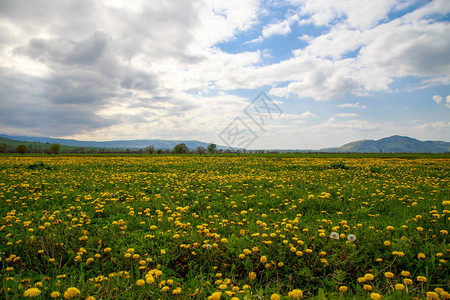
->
[0,156,448,299]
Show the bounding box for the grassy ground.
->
[0,155,448,299]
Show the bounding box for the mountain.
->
[1,134,448,153]
[320,135,450,153]
[0,134,227,151]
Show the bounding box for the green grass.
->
[0,155,448,299]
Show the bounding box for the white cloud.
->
[0,0,265,138]
[262,19,292,38]
[291,0,400,30]
[336,113,358,118]
[299,111,316,118]
[262,1,450,100]
[262,14,301,39]
[447,95,450,103]
[432,95,442,104]
[0,0,449,148]
[416,121,450,130]
[336,102,367,108]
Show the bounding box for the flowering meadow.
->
[0,155,449,299]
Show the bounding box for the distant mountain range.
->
[320,135,450,153]
[1,134,449,153]
[0,134,226,151]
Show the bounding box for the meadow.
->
[0,155,448,299]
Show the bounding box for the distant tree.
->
[196,146,206,154]
[0,143,6,153]
[207,143,217,154]
[157,149,163,154]
[144,145,155,154]
[173,143,189,154]
[16,144,27,154]
[50,143,61,155]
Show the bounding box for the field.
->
[0,155,448,299]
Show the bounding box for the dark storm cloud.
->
[0,67,113,136]
[14,32,109,65]
[0,0,208,137]
[120,71,158,91]
[44,70,116,105]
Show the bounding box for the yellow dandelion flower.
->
[136,279,145,286]
[370,293,382,300]
[64,287,81,299]
[271,294,281,300]
[24,287,41,298]
[339,286,348,292]
[208,291,222,300]
[364,274,374,281]
[417,276,427,282]
[288,289,303,299]
[403,278,413,285]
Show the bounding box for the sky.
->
[0,0,449,149]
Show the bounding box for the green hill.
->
[0,137,97,153]
[321,135,450,153]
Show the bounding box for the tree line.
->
[1,142,273,155]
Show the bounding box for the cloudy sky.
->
[0,0,449,149]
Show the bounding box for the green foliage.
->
[207,143,217,154]
[144,145,155,154]
[16,144,27,154]
[50,143,61,155]
[328,161,349,169]
[173,143,189,154]
[27,161,53,170]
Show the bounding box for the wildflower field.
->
[0,155,449,299]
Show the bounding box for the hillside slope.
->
[321,135,450,153]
